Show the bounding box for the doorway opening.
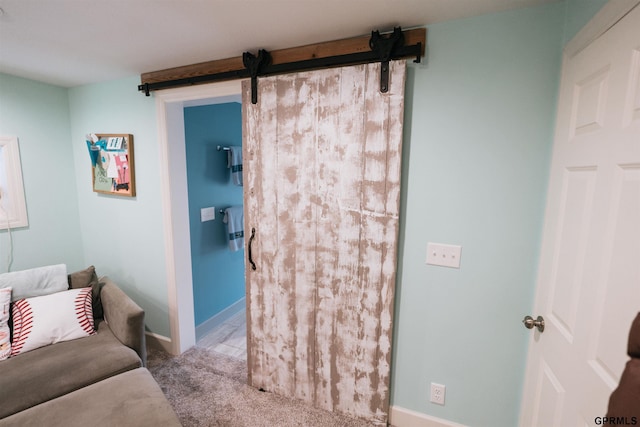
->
[183,99,246,361]
[155,80,243,356]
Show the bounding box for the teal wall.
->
[391,4,566,426]
[563,0,609,43]
[184,103,245,326]
[67,77,170,336]
[0,74,84,273]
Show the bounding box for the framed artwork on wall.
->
[0,135,28,229]
[88,133,135,197]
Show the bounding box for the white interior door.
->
[242,61,406,425]
[519,5,640,426]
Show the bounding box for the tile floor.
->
[197,308,247,360]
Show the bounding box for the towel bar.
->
[217,145,231,151]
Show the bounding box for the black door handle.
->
[248,227,256,271]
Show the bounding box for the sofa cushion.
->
[11,288,95,357]
[0,368,181,427]
[67,265,98,289]
[0,320,142,419]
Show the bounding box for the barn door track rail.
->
[138,27,426,103]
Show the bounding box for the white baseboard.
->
[145,331,173,354]
[145,297,246,356]
[389,406,467,427]
[195,297,246,340]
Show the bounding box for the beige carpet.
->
[147,346,375,427]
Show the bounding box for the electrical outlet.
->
[430,382,446,405]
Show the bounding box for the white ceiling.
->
[0,0,559,88]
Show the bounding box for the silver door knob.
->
[522,315,545,333]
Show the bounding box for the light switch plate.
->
[200,207,216,222]
[426,243,462,268]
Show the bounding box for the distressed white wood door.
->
[242,61,406,424]
[519,5,640,426]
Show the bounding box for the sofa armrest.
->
[100,277,147,366]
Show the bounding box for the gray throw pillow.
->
[68,266,104,320]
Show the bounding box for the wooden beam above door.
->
[139,27,426,93]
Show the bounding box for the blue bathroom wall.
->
[184,102,244,326]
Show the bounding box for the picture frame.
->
[90,133,135,197]
[0,135,29,229]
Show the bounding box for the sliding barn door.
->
[242,61,406,424]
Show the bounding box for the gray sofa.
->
[0,276,181,426]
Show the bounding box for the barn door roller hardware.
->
[370,27,405,93]
[138,27,425,102]
[243,50,271,105]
